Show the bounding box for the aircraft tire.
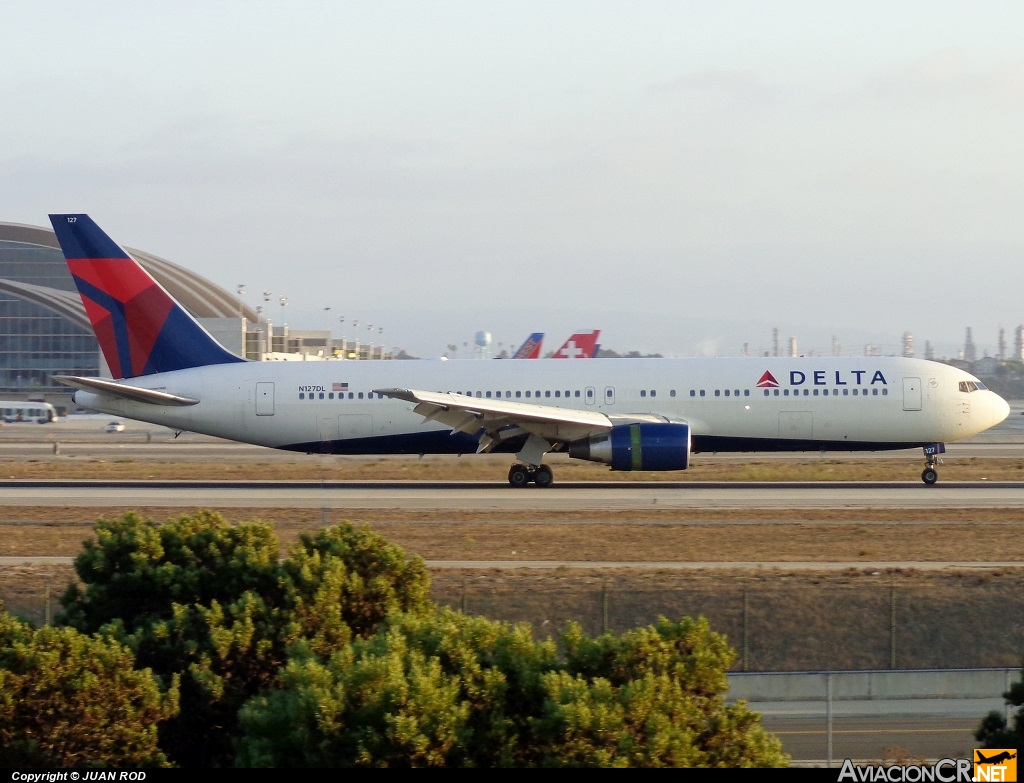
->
[508,464,531,488]
[533,465,554,488]
[921,468,938,485]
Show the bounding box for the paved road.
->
[2,480,1024,509]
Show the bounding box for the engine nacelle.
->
[568,423,691,471]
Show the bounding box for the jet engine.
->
[568,422,691,471]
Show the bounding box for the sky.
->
[3,2,1024,359]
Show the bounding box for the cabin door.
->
[255,382,275,416]
[903,377,922,411]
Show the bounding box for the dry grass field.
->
[2,452,1022,671]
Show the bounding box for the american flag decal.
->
[333,382,349,391]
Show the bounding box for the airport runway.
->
[3,479,1024,510]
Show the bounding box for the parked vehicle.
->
[0,401,57,423]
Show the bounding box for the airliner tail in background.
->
[47,214,1011,488]
[511,332,544,359]
[553,330,600,358]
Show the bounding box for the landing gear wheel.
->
[921,468,938,485]
[508,464,531,488]
[533,464,554,488]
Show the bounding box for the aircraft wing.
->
[52,375,200,406]
[374,387,667,452]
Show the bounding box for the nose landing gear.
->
[921,443,945,485]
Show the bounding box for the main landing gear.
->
[508,463,554,488]
[921,443,945,485]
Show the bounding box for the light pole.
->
[256,306,264,357]
[367,323,374,361]
[379,326,384,359]
[262,292,273,355]
[339,315,346,359]
[279,297,288,354]
[353,319,360,359]
[324,306,332,356]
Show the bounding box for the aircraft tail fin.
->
[512,332,544,359]
[553,330,601,359]
[48,214,246,379]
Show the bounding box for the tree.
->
[975,664,1024,752]
[235,610,788,767]
[58,511,430,767]
[0,606,175,767]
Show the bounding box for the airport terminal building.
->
[0,220,260,401]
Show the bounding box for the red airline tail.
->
[552,330,600,359]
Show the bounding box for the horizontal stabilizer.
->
[52,375,200,406]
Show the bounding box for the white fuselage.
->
[70,356,1009,456]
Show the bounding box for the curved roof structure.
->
[0,219,259,396]
[0,220,259,322]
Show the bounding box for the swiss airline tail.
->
[553,330,600,359]
[48,214,245,379]
[511,332,544,359]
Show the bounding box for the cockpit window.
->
[959,381,984,393]
[975,381,988,390]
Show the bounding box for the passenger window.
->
[723,390,729,397]
[319,392,324,399]
[299,393,305,400]
[525,391,531,398]
[575,390,581,398]
[883,388,888,395]
[700,390,706,397]
[773,389,779,396]
[329,392,334,399]
[763,390,769,397]
[812,389,818,396]
[515,391,521,398]
[744,390,750,397]
[715,390,721,397]
[670,390,676,397]
[486,391,492,398]
[784,390,790,396]
[555,391,561,398]
[690,390,696,397]
[651,390,656,398]
[358,392,364,399]
[547,391,553,398]
[640,390,646,398]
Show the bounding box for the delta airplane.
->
[48,214,1010,488]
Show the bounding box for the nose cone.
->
[992,393,1011,427]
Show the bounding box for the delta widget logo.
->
[756,371,779,388]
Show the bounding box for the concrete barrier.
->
[728,668,1020,702]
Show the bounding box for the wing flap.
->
[52,375,200,406]
[374,387,615,443]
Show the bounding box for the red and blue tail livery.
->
[49,214,245,379]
